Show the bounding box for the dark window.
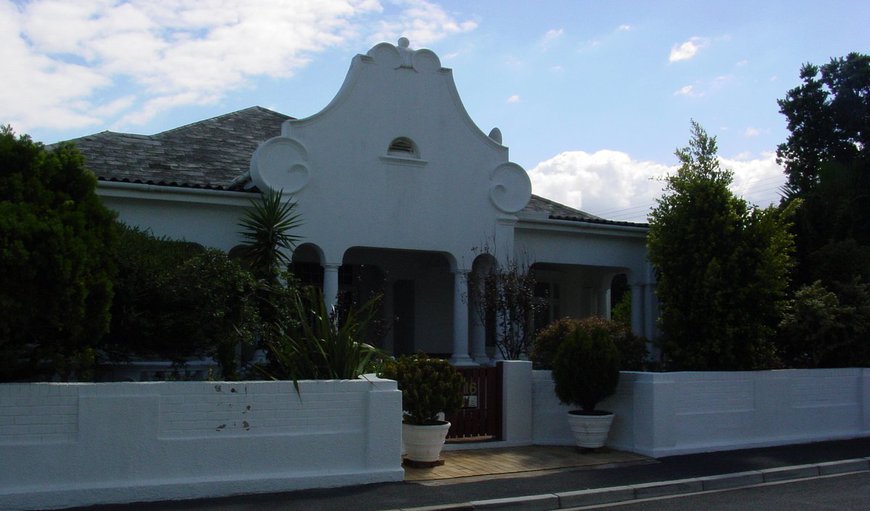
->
[388,137,417,156]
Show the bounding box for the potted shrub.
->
[551,317,621,450]
[380,354,464,466]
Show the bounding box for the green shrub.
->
[777,279,870,368]
[552,317,620,413]
[104,225,259,378]
[533,317,647,371]
[261,286,384,382]
[379,354,464,425]
[1,128,117,381]
[530,317,576,370]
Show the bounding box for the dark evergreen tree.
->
[0,127,117,381]
[648,122,794,370]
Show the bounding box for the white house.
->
[69,38,656,365]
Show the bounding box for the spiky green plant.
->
[262,287,383,384]
[237,190,302,281]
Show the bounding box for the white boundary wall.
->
[526,366,870,457]
[0,378,403,511]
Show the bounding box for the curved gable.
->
[251,38,531,262]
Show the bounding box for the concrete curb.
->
[393,458,870,511]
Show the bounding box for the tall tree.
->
[774,54,870,368]
[777,53,869,198]
[0,127,117,381]
[777,53,870,287]
[648,121,794,370]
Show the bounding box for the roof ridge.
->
[529,193,602,220]
[156,106,290,138]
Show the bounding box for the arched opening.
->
[387,136,418,157]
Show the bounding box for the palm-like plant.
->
[237,190,302,281]
[263,287,383,383]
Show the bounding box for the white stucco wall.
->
[0,378,403,511]
[528,368,870,458]
[250,39,532,269]
[100,184,254,251]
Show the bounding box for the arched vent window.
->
[387,137,418,157]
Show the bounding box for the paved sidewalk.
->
[405,445,651,483]
[73,437,870,511]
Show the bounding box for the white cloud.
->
[371,0,477,46]
[720,152,786,207]
[673,75,733,99]
[674,85,696,97]
[617,24,632,32]
[669,36,708,62]
[529,150,673,222]
[538,28,563,50]
[744,127,761,137]
[2,0,477,134]
[529,150,786,222]
[506,94,521,104]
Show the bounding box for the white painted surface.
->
[529,368,870,457]
[0,378,403,511]
[90,39,658,359]
[250,39,531,269]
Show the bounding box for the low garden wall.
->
[0,377,403,511]
[527,366,870,457]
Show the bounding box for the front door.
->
[392,280,415,355]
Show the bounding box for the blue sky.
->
[3,0,868,221]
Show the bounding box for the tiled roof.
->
[523,194,601,220]
[66,107,291,191]
[65,106,645,227]
[523,195,647,228]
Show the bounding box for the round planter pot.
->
[402,421,452,464]
[567,411,614,449]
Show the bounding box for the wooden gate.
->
[446,364,503,441]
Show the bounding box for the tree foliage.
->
[777,53,869,198]
[777,53,870,287]
[0,127,117,381]
[777,279,870,368]
[103,225,259,379]
[775,54,870,368]
[648,121,795,370]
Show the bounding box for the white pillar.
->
[450,270,475,366]
[469,271,490,365]
[323,263,340,313]
[597,288,611,319]
[598,274,614,319]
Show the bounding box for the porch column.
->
[598,274,613,319]
[597,289,611,319]
[630,282,644,338]
[450,270,475,366]
[323,263,340,313]
[469,271,490,365]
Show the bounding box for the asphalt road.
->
[568,472,870,511]
[69,438,870,511]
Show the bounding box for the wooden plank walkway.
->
[404,445,652,483]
